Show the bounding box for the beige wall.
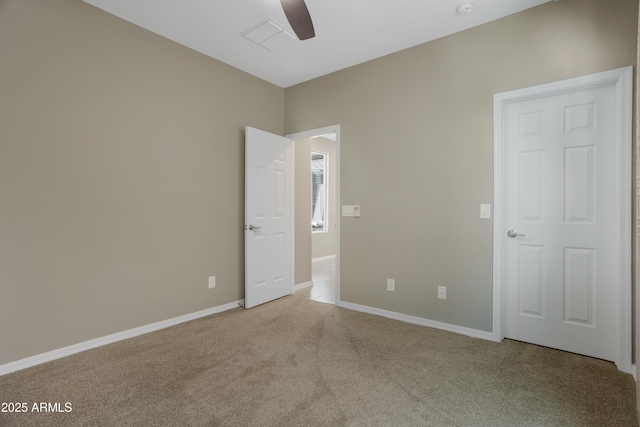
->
[285,0,638,331]
[0,0,284,364]
[294,139,312,285]
[311,137,337,259]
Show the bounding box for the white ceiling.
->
[83,0,553,88]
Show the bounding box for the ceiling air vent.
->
[242,19,297,51]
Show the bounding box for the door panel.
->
[564,247,594,326]
[517,244,544,318]
[504,85,616,361]
[564,146,594,223]
[245,127,293,309]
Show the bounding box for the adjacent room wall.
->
[294,138,312,286]
[285,0,638,331]
[0,0,284,364]
[311,137,337,260]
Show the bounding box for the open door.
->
[244,127,293,308]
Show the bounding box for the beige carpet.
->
[0,293,637,426]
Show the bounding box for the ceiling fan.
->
[280,0,315,40]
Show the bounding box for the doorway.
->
[288,125,340,306]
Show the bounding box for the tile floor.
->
[306,257,336,304]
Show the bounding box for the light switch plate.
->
[480,204,491,219]
[342,205,355,217]
[387,278,395,292]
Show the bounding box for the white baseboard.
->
[338,300,494,341]
[0,299,244,377]
[312,255,336,262]
[294,281,313,292]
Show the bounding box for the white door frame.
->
[492,67,633,374]
[286,125,341,306]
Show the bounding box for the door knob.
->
[507,229,526,238]
[247,224,261,231]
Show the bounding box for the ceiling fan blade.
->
[280,0,315,40]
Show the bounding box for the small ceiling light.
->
[456,1,474,14]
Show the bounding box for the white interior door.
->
[502,79,622,361]
[244,126,293,309]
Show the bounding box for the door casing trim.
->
[492,66,633,374]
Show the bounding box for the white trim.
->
[294,281,313,291]
[340,301,494,341]
[0,300,244,377]
[287,125,341,307]
[312,254,336,263]
[290,140,296,296]
[492,66,633,374]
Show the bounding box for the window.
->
[311,151,327,232]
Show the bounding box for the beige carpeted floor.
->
[0,293,637,426]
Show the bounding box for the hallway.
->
[306,257,335,304]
